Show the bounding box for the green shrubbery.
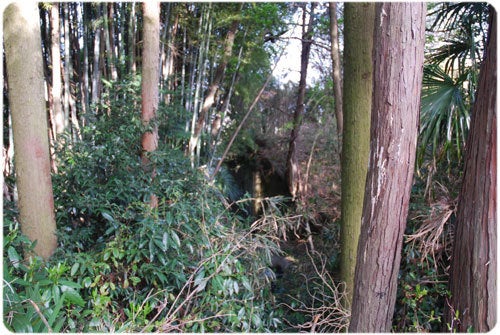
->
[3,79,282,332]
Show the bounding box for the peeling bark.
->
[349,3,426,332]
[447,8,496,332]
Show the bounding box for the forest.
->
[2,2,496,333]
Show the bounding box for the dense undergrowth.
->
[3,79,286,332]
[3,76,458,332]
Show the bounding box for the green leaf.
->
[101,211,115,223]
[82,277,92,288]
[63,290,85,307]
[7,246,21,268]
[70,263,80,276]
[252,314,262,328]
[112,247,121,259]
[48,292,65,327]
[130,276,141,286]
[59,279,82,290]
[171,231,181,248]
[52,316,66,333]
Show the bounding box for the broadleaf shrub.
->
[3,78,283,332]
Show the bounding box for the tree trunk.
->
[349,3,426,332]
[286,2,316,201]
[340,2,375,309]
[108,3,118,80]
[50,3,64,137]
[188,11,239,164]
[62,3,80,141]
[188,4,212,164]
[141,1,161,208]
[91,5,101,106]
[328,2,343,142]
[81,3,91,121]
[103,3,117,81]
[446,8,496,332]
[4,2,58,260]
[128,2,136,74]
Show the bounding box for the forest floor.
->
[255,116,345,329]
[258,115,342,223]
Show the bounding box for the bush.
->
[3,78,284,332]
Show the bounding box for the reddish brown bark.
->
[446,8,496,332]
[349,3,426,332]
[4,2,58,259]
[141,1,161,208]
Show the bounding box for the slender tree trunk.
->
[81,3,90,121]
[4,2,58,260]
[340,2,375,309]
[188,4,211,163]
[286,2,316,201]
[50,3,64,137]
[91,5,101,106]
[188,16,239,164]
[349,3,426,332]
[209,39,245,169]
[108,3,118,80]
[62,3,80,141]
[118,3,126,72]
[446,8,496,332]
[328,2,343,143]
[103,3,117,81]
[61,5,71,131]
[129,3,136,74]
[141,1,161,208]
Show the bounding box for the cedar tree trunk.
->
[4,2,58,260]
[141,1,161,208]
[446,8,496,332]
[349,3,426,332]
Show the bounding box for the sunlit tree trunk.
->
[446,8,496,332]
[50,3,64,137]
[340,2,375,309]
[91,5,101,105]
[189,16,239,165]
[129,3,137,74]
[108,3,118,80]
[141,1,161,208]
[62,3,80,141]
[349,3,426,332]
[103,3,117,81]
[4,2,57,260]
[328,2,343,142]
[188,4,211,165]
[286,2,316,201]
[81,3,91,121]
[118,3,126,71]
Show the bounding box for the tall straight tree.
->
[447,8,496,332]
[328,2,343,140]
[141,1,161,208]
[349,3,426,332]
[4,2,57,260]
[286,1,316,200]
[91,4,102,105]
[340,2,375,308]
[50,2,64,137]
[188,8,240,165]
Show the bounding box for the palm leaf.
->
[428,2,489,32]
[418,65,470,168]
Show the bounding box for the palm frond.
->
[428,2,489,32]
[418,65,470,169]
